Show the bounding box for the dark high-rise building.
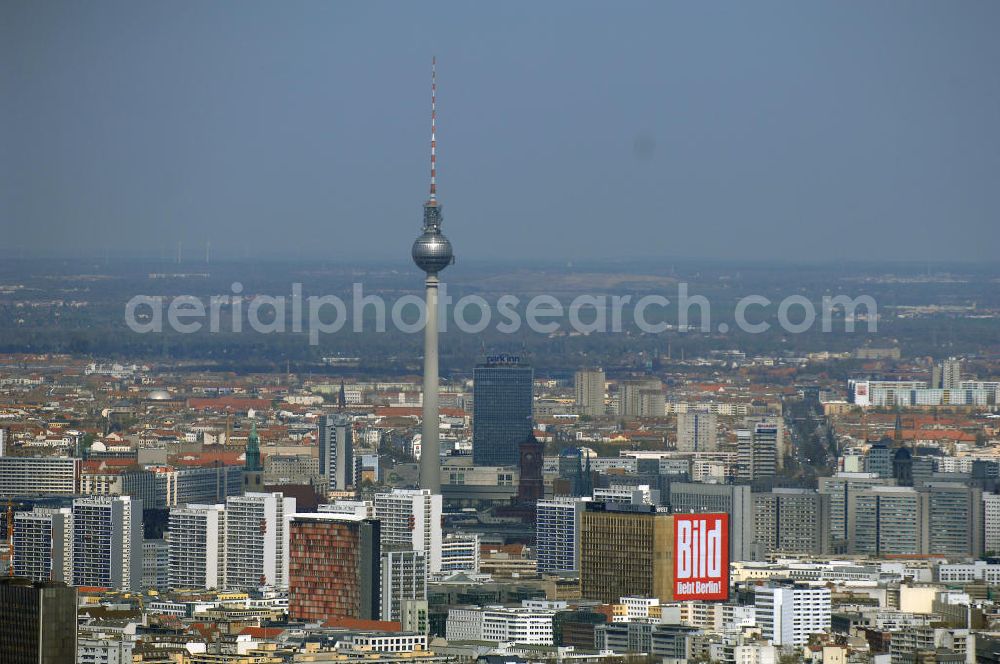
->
[319,414,354,491]
[578,504,728,606]
[472,357,533,466]
[288,513,380,622]
[0,577,77,663]
[911,457,936,487]
[243,421,263,493]
[553,609,608,648]
[556,447,593,497]
[517,434,544,503]
[893,447,913,486]
[865,440,893,478]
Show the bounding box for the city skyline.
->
[2,3,1000,660]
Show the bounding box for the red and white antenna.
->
[429,56,437,201]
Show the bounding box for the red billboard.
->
[673,513,729,601]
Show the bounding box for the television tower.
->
[412,56,454,493]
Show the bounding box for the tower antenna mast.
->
[430,56,437,201]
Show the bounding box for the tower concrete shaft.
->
[420,275,441,493]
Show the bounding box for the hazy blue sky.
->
[3,1,998,263]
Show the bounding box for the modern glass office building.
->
[472,358,533,466]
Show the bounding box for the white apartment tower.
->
[224,492,296,590]
[168,503,226,590]
[617,378,664,418]
[374,489,442,574]
[72,495,143,591]
[676,412,718,452]
[574,369,606,417]
[536,497,590,574]
[755,584,831,646]
[934,359,963,389]
[381,549,428,622]
[13,507,73,583]
[985,492,1000,555]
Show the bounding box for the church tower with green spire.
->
[243,420,263,493]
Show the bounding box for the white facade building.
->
[938,561,1000,585]
[676,412,718,452]
[318,499,374,518]
[440,533,480,573]
[374,489,442,574]
[445,608,483,642]
[224,492,295,590]
[592,485,657,505]
[616,596,661,623]
[984,492,1000,555]
[72,496,143,591]
[536,497,589,574]
[12,507,73,583]
[0,456,79,496]
[849,379,995,408]
[446,605,557,645]
[754,584,831,646]
[168,503,226,590]
[381,549,427,622]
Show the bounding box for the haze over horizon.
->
[3,1,999,263]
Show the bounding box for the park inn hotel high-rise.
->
[472,357,533,466]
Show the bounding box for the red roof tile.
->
[239,626,284,639]
[322,617,401,631]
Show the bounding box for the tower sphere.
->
[412,226,453,276]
